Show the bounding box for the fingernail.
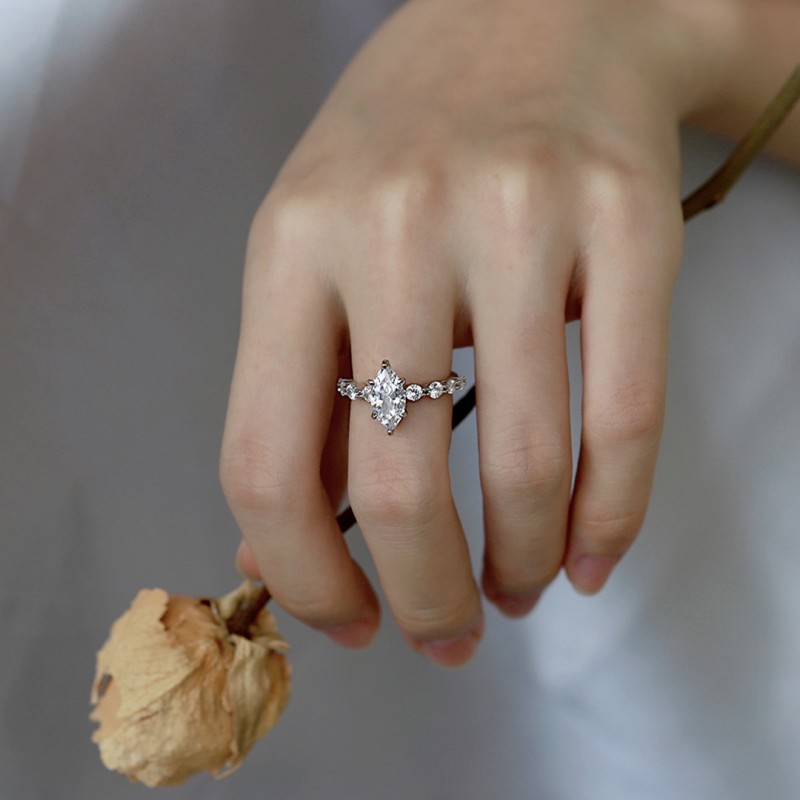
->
[322,620,377,649]
[420,624,482,669]
[491,590,543,618]
[570,555,619,595]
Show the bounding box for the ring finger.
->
[342,242,483,668]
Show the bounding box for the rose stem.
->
[226,588,272,637]
[682,65,800,220]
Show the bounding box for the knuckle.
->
[350,456,441,534]
[488,551,562,595]
[278,593,353,630]
[580,156,679,242]
[583,152,661,202]
[366,167,444,242]
[219,436,297,516]
[583,159,636,207]
[481,425,568,502]
[474,147,561,233]
[395,594,479,642]
[372,165,438,207]
[577,507,643,555]
[348,168,447,292]
[586,382,664,444]
[249,184,333,260]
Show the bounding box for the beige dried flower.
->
[90,581,291,787]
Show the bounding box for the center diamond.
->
[367,360,406,434]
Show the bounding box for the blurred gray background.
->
[2,2,799,799]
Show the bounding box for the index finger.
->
[220,207,380,642]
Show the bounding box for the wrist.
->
[643,0,745,119]
[656,0,800,163]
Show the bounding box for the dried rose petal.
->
[90,582,290,787]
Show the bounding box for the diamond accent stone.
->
[428,381,444,399]
[369,361,406,433]
[446,378,457,394]
[405,383,424,402]
[338,379,362,400]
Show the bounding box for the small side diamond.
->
[446,378,457,394]
[345,383,360,400]
[428,381,444,399]
[405,384,424,402]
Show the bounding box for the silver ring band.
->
[337,359,467,435]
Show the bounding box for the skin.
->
[220,0,800,668]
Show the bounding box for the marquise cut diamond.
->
[369,361,406,434]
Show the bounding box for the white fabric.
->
[1,2,798,798]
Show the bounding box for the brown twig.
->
[248,65,800,610]
[682,65,800,220]
[225,586,272,638]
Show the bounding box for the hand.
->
[220,0,732,667]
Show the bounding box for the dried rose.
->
[90,581,290,787]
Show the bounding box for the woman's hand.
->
[219,0,746,667]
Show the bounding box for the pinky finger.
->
[566,183,682,594]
